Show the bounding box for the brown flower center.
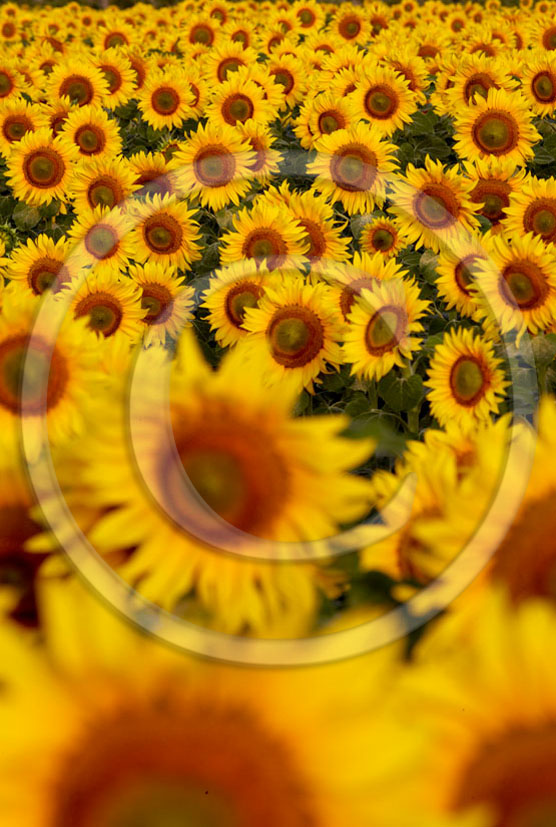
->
[471,179,511,223]
[105,31,127,48]
[269,305,325,368]
[75,292,123,336]
[190,24,215,45]
[151,87,180,116]
[29,258,71,295]
[271,68,294,94]
[317,111,345,134]
[217,58,244,82]
[364,84,398,118]
[221,94,254,125]
[75,125,105,155]
[340,278,376,319]
[330,144,378,192]
[339,15,361,39]
[542,25,556,50]
[84,224,119,260]
[102,66,122,94]
[449,356,488,405]
[501,261,549,309]
[0,70,14,97]
[59,75,94,106]
[87,176,124,209]
[23,148,65,188]
[464,73,497,102]
[524,199,556,242]
[141,283,173,325]
[472,111,519,155]
[371,227,395,251]
[224,282,264,327]
[414,183,459,229]
[0,334,68,415]
[144,214,183,254]
[455,254,482,296]
[2,115,32,143]
[365,304,406,355]
[193,147,235,187]
[532,71,556,103]
[243,228,288,269]
[298,219,326,260]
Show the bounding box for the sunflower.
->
[128,150,177,199]
[69,335,373,633]
[3,234,75,296]
[182,64,210,119]
[170,122,254,211]
[435,233,488,319]
[36,95,74,137]
[308,122,398,216]
[128,193,201,271]
[57,104,122,162]
[463,157,526,232]
[343,276,429,381]
[390,594,556,827]
[6,127,78,207]
[202,260,268,347]
[521,50,556,116]
[124,48,148,92]
[267,54,306,109]
[474,231,556,341]
[71,155,138,212]
[222,18,256,49]
[235,118,282,181]
[378,48,430,105]
[137,67,194,131]
[46,57,109,107]
[242,276,345,393]
[0,98,43,157]
[220,201,308,271]
[93,19,134,50]
[331,5,371,44]
[389,156,479,254]
[0,290,105,449]
[294,0,325,31]
[503,175,556,246]
[126,261,194,347]
[425,327,508,430]
[349,64,419,136]
[530,13,556,52]
[444,53,518,109]
[92,48,136,109]
[323,253,409,322]
[67,205,134,279]
[453,88,540,168]
[183,13,220,47]
[0,57,28,103]
[0,573,411,826]
[359,217,407,258]
[294,92,355,150]
[206,67,276,127]
[64,270,145,342]
[204,40,258,84]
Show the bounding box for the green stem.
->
[407,406,420,435]
[368,381,378,410]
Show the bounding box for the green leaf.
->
[345,392,370,417]
[532,333,556,368]
[378,372,424,412]
[13,202,41,231]
[343,412,407,457]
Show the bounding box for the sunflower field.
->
[4,0,556,824]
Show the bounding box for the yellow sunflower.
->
[128,150,177,199]
[182,13,220,47]
[359,217,408,258]
[444,52,518,109]
[425,327,508,430]
[323,253,409,322]
[474,231,556,340]
[503,175,556,246]
[36,95,74,137]
[170,122,254,211]
[0,57,28,103]
[128,193,202,271]
[126,261,194,347]
[389,156,479,254]
[206,67,277,127]
[349,64,419,136]
[518,50,556,116]
[57,104,122,162]
[242,276,345,393]
[294,92,355,150]
[235,118,283,181]
[71,155,138,212]
[220,201,309,271]
[93,48,136,109]
[378,47,432,105]
[331,5,371,44]
[0,290,106,449]
[463,157,526,232]
[6,127,78,207]
[64,270,145,342]
[308,122,398,216]
[0,98,42,157]
[67,205,134,279]
[453,88,540,168]
[93,18,135,50]
[137,68,194,131]
[0,573,410,827]
[343,276,429,381]
[435,233,488,319]
[46,56,109,107]
[67,335,373,634]
[203,40,258,84]
[202,260,268,347]
[267,54,306,108]
[3,234,75,296]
